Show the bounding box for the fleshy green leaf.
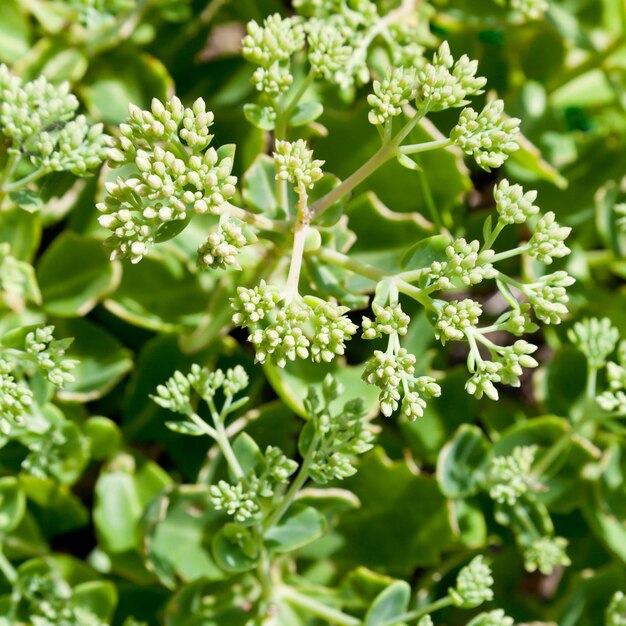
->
[265,504,327,554]
[364,580,411,626]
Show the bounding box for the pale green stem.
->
[189,412,219,439]
[381,596,454,626]
[514,502,541,540]
[482,220,506,250]
[227,204,288,233]
[0,151,20,200]
[466,331,484,370]
[548,35,626,93]
[280,586,360,626]
[399,138,453,155]
[264,432,319,530]
[397,267,427,283]
[273,100,290,215]
[314,246,386,282]
[532,357,599,481]
[311,141,395,216]
[0,547,17,583]
[311,104,432,217]
[283,70,316,120]
[313,246,434,309]
[490,244,531,264]
[190,411,244,480]
[416,167,443,231]
[284,209,309,300]
[586,366,598,402]
[211,398,245,480]
[4,167,48,192]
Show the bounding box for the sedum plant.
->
[3,0,626,625]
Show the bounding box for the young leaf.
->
[364,580,411,626]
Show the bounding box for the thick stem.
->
[4,167,48,192]
[482,220,506,250]
[227,204,288,233]
[548,36,626,93]
[280,586,361,626]
[284,220,309,299]
[0,548,17,583]
[399,138,453,155]
[283,70,316,121]
[311,142,395,216]
[416,167,443,231]
[264,432,319,530]
[189,412,219,440]
[381,596,454,626]
[213,414,245,480]
[490,244,530,264]
[313,247,434,309]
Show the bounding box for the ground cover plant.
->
[1,0,626,624]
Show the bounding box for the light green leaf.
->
[437,425,490,499]
[364,580,411,626]
[51,317,133,402]
[72,581,118,621]
[289,102,324,127]
[93,454,172,554]
[0,477,26,533]
[37,232,120,317]
[265,504,327,554]
[243,103,276,130]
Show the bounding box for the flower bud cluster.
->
[274,139,324,196]
[450,100,521,171]
[429,239,497,290]
[494,179,540,225]
[486,445,538,505]
[211,442,297,521]
[497,340,539,387]
[523,271,575,325]
[417,42,487,112]
[98,97,237,263]
[496,304,538,336]
[0,64,106,179]
[449,556,494,608]
[511,0,549,20]
[21,425,73,482]
[361,303,410,339]
[0,243,39,313]
[606,591,626,626]
[568,317,619,370]
[467,610,514,626]
[435,299,482,343]
[153,364,250,414]
[263,446,299,486]
[597,339,626,413]
[210,480,259,522]
[367,67,417,125]
[528,212,571,264]
[197,219,254,271]
[362,348,441,420]
[242,14,305,96]
[231,286,357,367]
[152,370,193,415]
[25,326,76,388]
[0,360,33,428]
[304,376,375,482]
[465,361,503,401]
[523,536,571,575]
[306,20,353,81]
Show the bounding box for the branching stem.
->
[280,586,360,626]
